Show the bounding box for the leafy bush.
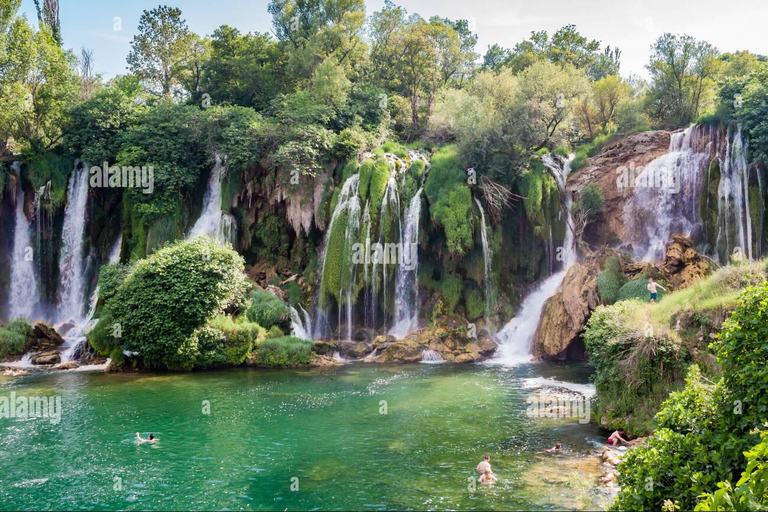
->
[570,151,588,171]
[246,290,290,329]
[0,320,32,359]
[266,325,285,339]
[597,256,626,305]
[251,336,314,367]
[612,282,768,510]
[575,183,605,221]
[104,237,250,370]
[96,263,130,307]
[464,286,485,321]
[194,315,265,369]
[616,273,665,302]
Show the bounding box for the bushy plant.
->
[612,282,768,510]
[104,237,250,370]
[251,336,314,367]
[597,256,626,305]
[464,286,485,320]
[0,320,32,359]
[96,263,130,307]
[441,274,463,310]
[246,290,290,329]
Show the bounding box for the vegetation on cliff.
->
[610,276,768,510]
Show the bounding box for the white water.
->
[314,174,361,340]
[389,189,422,339]
[57,165,90,325]
[420,349,445,364]
[188,154,236,245]
[108,234,122,263]
[289,305,313,341]
[8,163,40,320]
[475,198,495,328]
[494,154,576,364]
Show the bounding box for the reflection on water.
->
[0,362,611,511]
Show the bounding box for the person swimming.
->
[136,432,157,444]
[544,443,562,453]
[478,468,498,484]
[3,367,13,376]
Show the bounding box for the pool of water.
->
[0,362,611,511]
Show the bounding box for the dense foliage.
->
[609,280,768,510]
[93,237,250,370]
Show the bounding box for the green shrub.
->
[251,336,314,367]
[284,281,302,306]
[87,309,120,355]
[616,273,665,302]
[266,325,285,339]
[197,315,265,368]
[409,159,426,177]
[246,290,290,329]
[612,282,768,511]
[553,146,570,157]
[105,237,250,370]
[597,256,626,305]
[575,183,605,221]
[0,320,32,359]
[96,263,130,307]
[570,151,588,171]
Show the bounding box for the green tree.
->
[645,33,721,128]
[126,5,194,98]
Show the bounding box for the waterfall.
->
[57,165,90,325]
[314,174,361,340]
[188,154,236,245]
[108,234,122,264]
[289,305,313,341]
[623,124,760,262]
[420,349,444,364]
[475,198,495,329]
[389,189,422,339]
[494,154,576,364]
[8,163,41,320]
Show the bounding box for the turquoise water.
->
[0,363,610,511]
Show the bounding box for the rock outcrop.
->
[568,130,671,247]
[661,235,710,288]
[24,322,65,352]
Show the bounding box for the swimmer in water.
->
[544,443,562,453]
[136,432,157,444]
[478,468,498,484]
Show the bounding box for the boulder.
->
[57,361,79,370]
[661,235,710,288]
[374,339,422,363]
[312,340,338,356]
[601,448,621,467]
[33,350,61,365]
[24,322,65,352]
[335,341,373,360]
[310,354,343,367]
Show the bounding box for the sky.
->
[18,0,768,81]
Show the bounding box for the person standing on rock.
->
[647,277,666,304]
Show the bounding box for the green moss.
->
[358,158,374,200]
[464,285,485,321]
[368,159,391,228]
[441,274,462,310]
[25,153,74,213]
[320,209,354,305]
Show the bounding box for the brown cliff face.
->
[567,130,671,247]
[531,249,615,360]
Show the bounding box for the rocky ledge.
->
[314,324,497,363]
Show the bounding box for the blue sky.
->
[19,0,768,81]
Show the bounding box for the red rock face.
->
[567,130,672,247]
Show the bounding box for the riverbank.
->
[0,362,613,511]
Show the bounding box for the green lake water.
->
[0,363,612,511]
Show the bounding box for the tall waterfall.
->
[57,165,90,325]
[494,154,576,364]
[314,174,361,340]
[290,305,313,341]
[188,154,237,245]
[475,198,495,328]
[389,188,422,339]
[8,163,40,320]
[623,124,762,262]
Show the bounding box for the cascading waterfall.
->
[57,165,90,325]
[623,124,762,262]
[8,163,40,320]
[188,154,237,245]
[313,174,361,340]
[475,198,495,329]
[389,188,422,339]
[289,305,313,341]
[494,154,576,364]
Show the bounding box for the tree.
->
[645,33,721,128]
[576,75,632,138]
[0,9,77,153]
[32,0,60,46]
[126,5,194,98]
